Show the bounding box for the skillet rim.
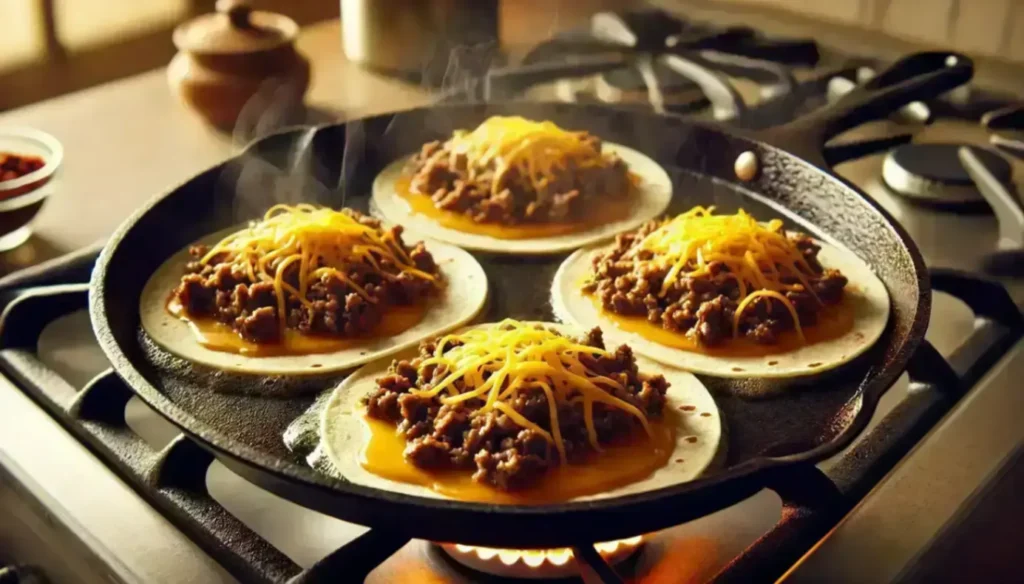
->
[88,102,930,531]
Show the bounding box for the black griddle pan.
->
[89,52,971,549]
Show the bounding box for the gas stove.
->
[1,9,1023,584]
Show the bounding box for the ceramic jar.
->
[168,0,310,129]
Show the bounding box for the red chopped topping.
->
[0,152,45,182]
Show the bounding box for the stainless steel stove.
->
[1,8,1023,584]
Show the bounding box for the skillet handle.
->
[757,52,973,164]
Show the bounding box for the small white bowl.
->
[0,127,63,251]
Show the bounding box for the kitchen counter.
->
[0,20,431,275]
[0,0,629,275]
[4,4,1023,276]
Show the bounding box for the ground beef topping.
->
[364,321,668,491]
[170,206,440,344]
[406,116,633,225]
[582,207,848,346]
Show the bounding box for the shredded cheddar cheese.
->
[445,116,607,196]
[635,207,817,342]
[196,205,436,334]
[411,320,653,461]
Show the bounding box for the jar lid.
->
[172,0,298,55]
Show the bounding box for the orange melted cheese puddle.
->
[588,293,856,358]
[395,175,636,240]
[360,412,678,504]
[167,298,427,357]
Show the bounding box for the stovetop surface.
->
[0,299,975,580]
[2,8,1024,584]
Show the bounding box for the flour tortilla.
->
[371,143,672,255]
[318,322,721,503]
[139,232,488,376]
[552,241,890,379]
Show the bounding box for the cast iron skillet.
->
[89,52,971,548]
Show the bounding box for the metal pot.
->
[341,0,499,82]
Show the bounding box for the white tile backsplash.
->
[703,0,1024,63]
[951,0,1012,55]
[882,0,955,44]
[1007,2,1024,60]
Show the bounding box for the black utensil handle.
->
[711,464,843,584]
[759,52,973,163]
[0,240,103,298]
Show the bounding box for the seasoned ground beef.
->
[406,132,632,225]
[364,326,668,491]
[582,220,848,346]
[171,209,440,344]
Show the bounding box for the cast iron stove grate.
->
[445,8,834,128]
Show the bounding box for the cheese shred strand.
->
[636,207,816,343]
[413,320,654,462]
[193,206,437,330]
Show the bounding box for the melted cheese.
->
[444,116,606,196]
[167,298,427,357]
[410,320,654,461]
[590,293,854,358]
[195,205,436,335]
[635,207,819,342]
[395,175,636,239]
[359,413,677,503]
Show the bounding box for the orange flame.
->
[450,535,645,568]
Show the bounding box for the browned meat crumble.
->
[364,327,668,491]
[583,220,848,346]
[406,134,632,225]
[171,209,439,344]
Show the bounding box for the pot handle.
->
[757,52,973,164]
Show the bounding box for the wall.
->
[700,0,1024,62]
[3,0,1022,113]
[0,0,338,112]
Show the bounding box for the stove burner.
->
[882,143,1012,204]
[439,536,644,579]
